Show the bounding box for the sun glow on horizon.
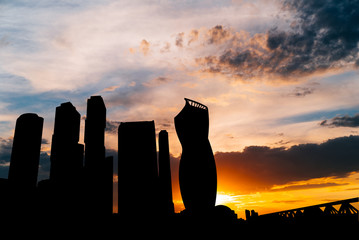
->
[211,172,359,219]
[215,192,241,206]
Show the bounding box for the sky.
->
[0,0,359,218]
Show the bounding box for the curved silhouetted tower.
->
[9,113,43,190]
[174,98,217,214]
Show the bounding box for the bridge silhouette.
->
[247,197,359,224]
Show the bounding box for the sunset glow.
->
[1,0,359,218]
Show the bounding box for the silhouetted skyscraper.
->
[174,98,217,214]
[7,113,43,216]
[104,156,114,215]
[85,96,106,170]
[8,113,43,190]
[84,96,112,216]
[49,102,84,215]
[50,102,83,182]
[117,121,158,217]
[158,130,174,216]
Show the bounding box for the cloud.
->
[206,25,233,45]
[41,138,50,145]
[0,136,50,181]
[142,76,172,87]
[320,113,359,128]
[289,87,314,97]
[191,26,280,80]
[140,39,150,56]
[101,85,121,93]
[192,0,359,81]
[0,137,12,178]
[270,182,348,192]
[215,135,359,193]
[266,0,359,75]
[106,120,121,135]
[38,152,51,181]
[175,32,184,48]
[187,30,199,46]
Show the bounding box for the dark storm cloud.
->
[0,137,12,178]
[0,137,50,180]
[41,138,50,145]
[320,113,359,128]
[38,152,50,181]
[196,0,359,80]
[289,87,314,97]
[215,135,359,192]
[268,0,359,75]
[106,120,121,134]
[206,25,232,45]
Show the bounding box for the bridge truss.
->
[255,197,358,224]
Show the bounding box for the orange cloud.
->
[215,135,359,193]
[187,29,199,46]
[140,39,150,56]
[206,25,233,45]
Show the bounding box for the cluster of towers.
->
[0,95,175,219]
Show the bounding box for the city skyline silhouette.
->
[2,1,359,229]
[0,95,357,230]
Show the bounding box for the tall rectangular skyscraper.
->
[49,102,84,215]
[9,113,43,190]
[158,130,174,216]
[50,102,83,183]
[117,121,158,217]
[8,113,43,215]
[84,96,113,216]
[85,96,106,170]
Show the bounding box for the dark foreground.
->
[2,212,357,238]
